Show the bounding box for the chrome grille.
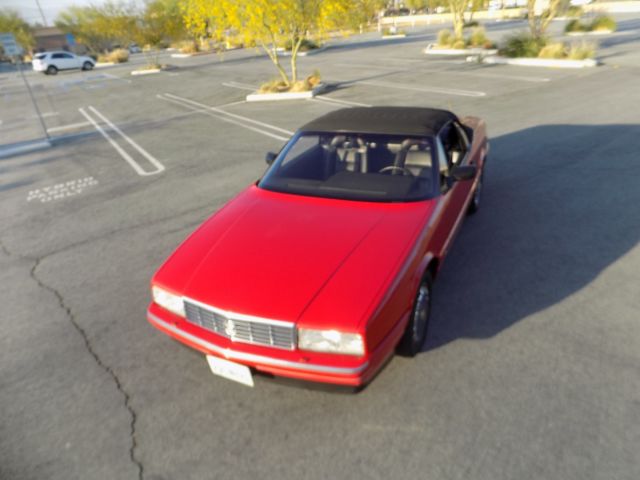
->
[184,300,295,350]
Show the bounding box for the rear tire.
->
[46,65,58,75]
[397,272,433,357]
[82,61,93,71]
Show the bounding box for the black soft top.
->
[299,106,457,137]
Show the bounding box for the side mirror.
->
[451,165,477,181]
[265,151,277,165]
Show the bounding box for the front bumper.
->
[147,303,393,387]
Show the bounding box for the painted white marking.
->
[78,107,165,176]
[313,96,372,107]
[27,176,98,203]
[358,80,486,97]
[222,81,256,91]
[443,71,550,83]
[158,93,292,141]
[47,121,91,133]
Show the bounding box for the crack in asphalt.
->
[0,239,144,480]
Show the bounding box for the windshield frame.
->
[258,130,440,203]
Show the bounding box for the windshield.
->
[259,132,437,202]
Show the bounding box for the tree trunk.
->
[259,41,290,86]
[290,37,303,85]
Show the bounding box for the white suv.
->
[32,51,96,75]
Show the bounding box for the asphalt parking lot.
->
[1,15,639,480]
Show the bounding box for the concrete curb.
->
[246,83,327,102]
[0,139,51,159]
[481,56,598,68]
[95,62,115,68]
[276,45,329,57]
[131,68,161,76]
[567,30,613,36]
[382,34,407,39]
[170,53,192,58]
[424,45,498,56]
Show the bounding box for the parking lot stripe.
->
[158,93,292,141]
[78,107,165,176]
[222,82,255,91]
[313,96,372,107]
[358,80,486,97]
[46,121,92,134]
[164,93,294,135]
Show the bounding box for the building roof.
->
[299,106,457,136]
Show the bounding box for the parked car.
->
[128,43,142,54]
[147,107,488,389]
[32,51,95,75]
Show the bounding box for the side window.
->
[52,53,64,59]
[62,53,74,59]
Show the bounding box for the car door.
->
[429,122,475,257]
[54,52,76,70]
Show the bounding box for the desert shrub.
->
[538,42,566,59]
[437,29,453,46]
[451,39,466,50]
[177,41,198,54]
[98,48,129,63]
[468,27,489,47]
[565,19,587,33]
[500,32,547,58]
[566,6,583,18]
[568,41,596,59]
[589,15,616,32]
[259,71,321,93]
[283,38,320,51]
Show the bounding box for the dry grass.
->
[538,42,566,59]
[568,41,596,60]
[259,70,321,94]
[98,48,129,63]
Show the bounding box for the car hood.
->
[154,186,434,329]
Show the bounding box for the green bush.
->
[500,32,547,58]
[437,29,453,46]
[565,19,587,33]
[568,41,596,59]
[590,15,616,32]
[464,20,480,28]
[538,42,566,59]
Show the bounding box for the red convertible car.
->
[148,107,488,388]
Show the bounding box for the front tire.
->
[398,272,433,357]
[468,170,484,215]
[46,65,58,75]
[82,61,93,71]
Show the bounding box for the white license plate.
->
[206,355,254,387]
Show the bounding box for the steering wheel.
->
[378,165,414,176]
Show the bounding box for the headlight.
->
[298,328,364,356]
[152,286,185,317]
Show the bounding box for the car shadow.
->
[423,124,640,351]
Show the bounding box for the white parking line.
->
[47,121,91,134]
[222,81,255,91]
[158,93,292,141]
[313,96,372,107]
[78,106,165,176]
[357,80,486,97]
